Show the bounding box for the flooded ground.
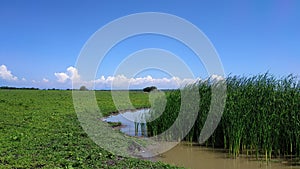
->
[155,142,299,169]
[103,109,300,169]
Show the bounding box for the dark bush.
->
[79,86,88,91]
[143,86,157,92]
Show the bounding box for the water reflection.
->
[103,108,150,136]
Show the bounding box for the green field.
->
[0,90,181,168]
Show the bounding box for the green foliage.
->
[79,86,88,91]
[0,90,181,168]
[143,86,157,92]
[147,74,300,160]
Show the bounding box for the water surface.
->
[103,109,299,169]
[156,142,298,169]
[103,108,149,136]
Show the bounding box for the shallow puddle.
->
[103,109,299,169]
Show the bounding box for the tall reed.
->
[147,74,300,160]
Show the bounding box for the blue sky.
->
[0,0,299,89]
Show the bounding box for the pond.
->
[103,109,299,169]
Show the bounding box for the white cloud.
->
[54,66,80,83]
[43,78,49,83]
[210,74,225,82]
[0,65,18,81]
[92,75,200,89]
[67,66,80,82]
[54,72,69,83]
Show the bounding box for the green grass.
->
[95,90,150,116]
[0,90,183,168]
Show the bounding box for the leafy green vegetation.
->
[0,90,182,168]
[147,74,300,161]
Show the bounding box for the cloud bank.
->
[54,66,201,89]
[0,64,53,89]
[0,65,223,90]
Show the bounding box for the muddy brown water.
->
[154,142,299,169]
[103,109,299,169]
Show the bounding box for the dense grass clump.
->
[147,74,300,160]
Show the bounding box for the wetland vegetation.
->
[1,73,300,168]
[147,74,300,162]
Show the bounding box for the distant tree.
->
[0,86,39,90]
[79,86,88,91]
[143,86,157,92]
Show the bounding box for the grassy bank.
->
[147,74,300,161]
[0,90,182,168]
